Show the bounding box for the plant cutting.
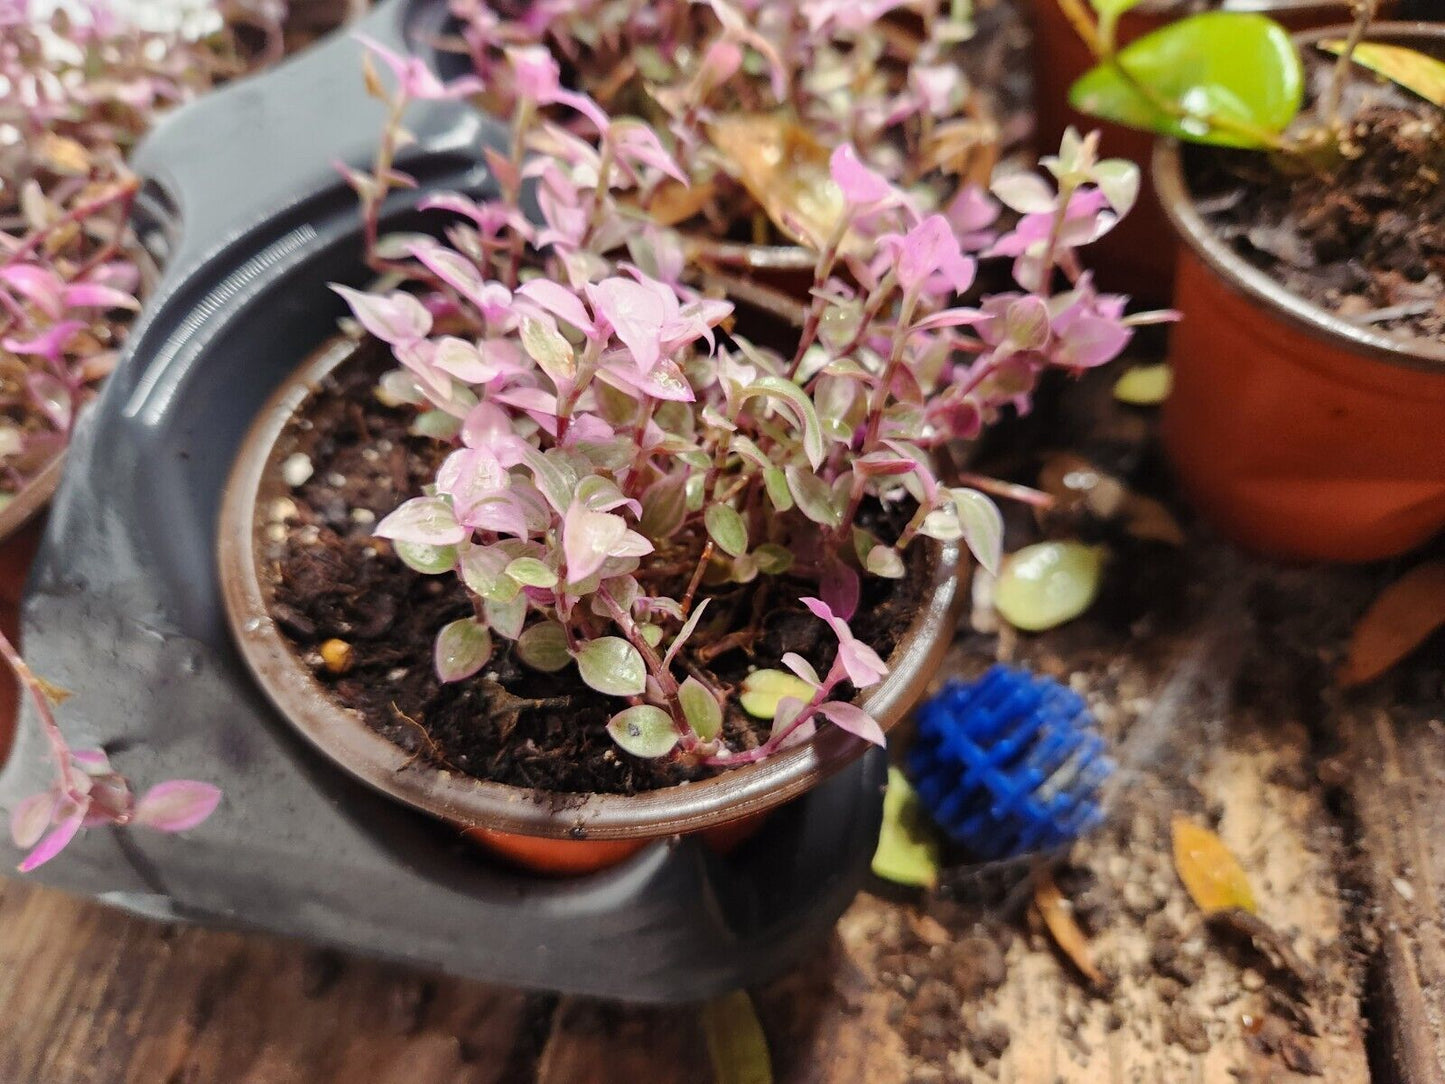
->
[1,0,360,870]
[1063,2,1445,560]
[219,5,1158,875]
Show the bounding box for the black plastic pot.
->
[0,0,894,1002]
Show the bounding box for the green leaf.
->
[763,467,794,512]
[434,619,492,684]
[738,377,826,471]
[995,541,1105,632]
[515,622,572,672]
[785,466,842,529]
[1319,40,1445,108]
[505,557,559,589]
[871,767,941,889]
[740,669,817,720]
[753,543,794,575]
[484,592,527,640]
[701,991,773,1084]
[640,473,687,540]
[1068,13,1303,148]
[606,705,680,758]
[679,676,723,741]
[460,546,521,602]
[575,636,648,696]
[519,316,576,383]
[705,504,749,558]
[951,488,1004,576]
[394,540,458,575]
[866,545,906,579]
[411,410,462,440]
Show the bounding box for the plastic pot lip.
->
[219,334,967,842]
[0,453,63,545]
[1150,21,1445,376]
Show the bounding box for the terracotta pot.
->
[1152,23,1445,562]
[1027,0,1385,305]
[218,337,967,875]
[0,518,45,769]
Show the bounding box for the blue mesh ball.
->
[907,665,1112,861]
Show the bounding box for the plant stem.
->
[679,539,714,618]
[0,626,85,805]
[1323,0,1379,136]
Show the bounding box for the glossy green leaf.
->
[434,619,492,684]
[871,767,941,889]
[705,504,750,558]
[995,541,1105,632]
[740,670,817,720]
[606,705,680,758]
[394,540,458,576]
[737,377,826,471]
[679,676,723,741]
[574,636,648,696]
[701,991,773,1084]
[763,467,794,512]
[1069,13,1303,148]
[786,466,842,529]
[505,557,559,589]
[515,622,572,672]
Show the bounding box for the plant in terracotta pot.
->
[218,11,1155,876]
[1063,0,1445,561]
[1027,0,1403,303]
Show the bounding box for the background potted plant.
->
[1027,0,1405,303]
[1067,3,1445,560]
[218,14,1158,875]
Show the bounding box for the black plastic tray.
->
[0,0,885,1003]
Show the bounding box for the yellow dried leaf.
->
[1319,40,1445,108]
[1171,815,1257,915]
[38,133,92,177]
[1033,872,1104,986]
[643,178,717,227]
[1338,560,1445,688]
[701,991,773,1084]
[1123,493,1186,546]
[871,767,941,889]
[704,114,846,252]
[1113,363,1172,405]
[36,676,73,707]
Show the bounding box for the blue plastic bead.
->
[907,665,1113,861]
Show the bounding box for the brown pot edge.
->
[1149,21,1445,375]
[0,453,63,546]
[218,336,968,841]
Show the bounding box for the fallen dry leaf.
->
[1123,493,1187,546]
[705,114,849,252]
[37,132,92,177]
[1172,815,1257,915]
[1319,40,1445,108]
[1337,560,1445,687]
[701,990,773,1084]
[642,178,717,227]
[1033,872,1105,987]
[35,676,73,707]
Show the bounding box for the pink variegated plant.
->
[333,26,1165,771]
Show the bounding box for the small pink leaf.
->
[131,781,222,833]
[330,285,431,344]
[817,701,887,746]
[10,792,56,849]
[18,806,85,872]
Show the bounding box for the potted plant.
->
[216,8,1154,876]
[1027,0,1399,303]
[1064,1,1444,560]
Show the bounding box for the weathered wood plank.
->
[0,877,551,1084]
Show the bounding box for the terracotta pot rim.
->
[218,336,966,841]
[0,453,63,546]
[1151,21,1445,376]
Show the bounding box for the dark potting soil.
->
[261,341,928,796]
[1189,65,1445,345]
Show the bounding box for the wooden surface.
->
[4,547,1439,1082]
